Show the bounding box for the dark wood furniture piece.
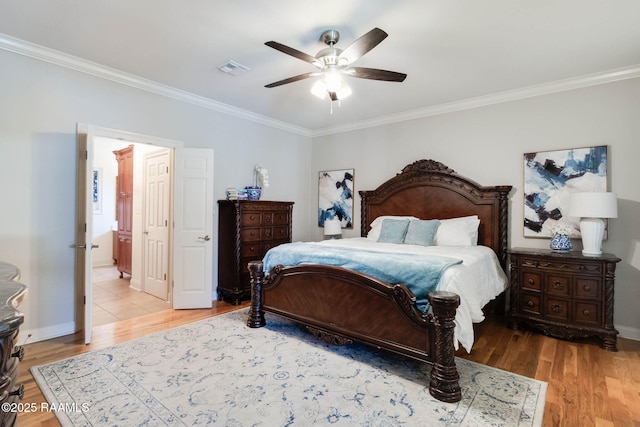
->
[0,262,28,427]
[218,200,294,305]
[507,248,621,351]
[248,159,512,403]
[114,145,134,278]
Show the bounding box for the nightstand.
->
[507,248,621,351]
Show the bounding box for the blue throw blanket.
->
[263,242,462,312]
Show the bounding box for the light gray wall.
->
[0,50,312,340]
[311,77,640,339]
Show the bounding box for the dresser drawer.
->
[241,227,262,242]
[523,257,602,275]
[545,274,570,297]
[241,242,265,257]
[520,293,541,315]
[273,212,290,225]
[241,212,262,226]
[545,298,569,321]
[574,277,600,299]
[522,272,542,291]
[573,302,600,325]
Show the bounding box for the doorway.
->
[91,137,172,327]
[75,124,215,343]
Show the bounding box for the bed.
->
[247,159,512,403]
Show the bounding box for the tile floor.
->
[92,265,172,327]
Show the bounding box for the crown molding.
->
[0,33,313,137]
[2,33,638,139]
[312,64,640,137]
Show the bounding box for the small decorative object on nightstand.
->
[507,248,621,351]
[549,224,573,252]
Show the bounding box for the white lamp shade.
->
[323,218,342,236]
[568,192,618,218]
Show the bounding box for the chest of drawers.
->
[507,248,620,351]
[217,200,293,304]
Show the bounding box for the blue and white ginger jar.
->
[550,233,572,252]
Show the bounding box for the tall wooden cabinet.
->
[217,200,293,304]
[114,145,134,278]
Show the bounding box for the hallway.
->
[92,265,171,327]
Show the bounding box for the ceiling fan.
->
[264,28,407,102]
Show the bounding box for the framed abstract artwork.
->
[92,168,102,214]
[318,169,354,228]
[523,145,607,238]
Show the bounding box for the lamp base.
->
[579,217,606,256]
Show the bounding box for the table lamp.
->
[323,218,342,239]
[568,192,618,256]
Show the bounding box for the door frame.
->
[76,124,186,341]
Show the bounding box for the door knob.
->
[198,235,211,241]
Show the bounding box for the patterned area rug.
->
[32,309,546,426]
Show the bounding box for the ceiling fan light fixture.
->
[310,80,327,99]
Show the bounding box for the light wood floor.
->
[17,305,640,426]
[92,265,170,327]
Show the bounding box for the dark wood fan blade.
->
[329,92,338,101]
[338,28,388,64]
[265,72,316,88]
[347,67,407,82]
[265,41,320,66]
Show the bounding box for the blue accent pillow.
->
[404,219,440,246]
[377,219,410,244]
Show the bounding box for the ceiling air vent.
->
[217,60,250,76]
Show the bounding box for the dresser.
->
[507,248,620,351]
[217,200,294,304]
[0,262,28,427]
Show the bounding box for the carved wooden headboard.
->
[359,159,512,269]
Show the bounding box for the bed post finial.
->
[247,261,266,328]
[428,290,462,403]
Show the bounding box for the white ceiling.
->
[1,1,640,135]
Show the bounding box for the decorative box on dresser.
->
[0,262,28,427]
[507,248,621,351]
[217,200,294,305]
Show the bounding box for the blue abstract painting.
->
[318,169,354,228]
[524,145,607,237]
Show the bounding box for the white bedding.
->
[314,238,507,353]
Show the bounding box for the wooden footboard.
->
[247,261,462,403]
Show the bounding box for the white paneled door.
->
[143,149,172,301]
[173,148,214,309]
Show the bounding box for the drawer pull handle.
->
[527,279,535,285]
[250,215,256,220]
[527,300,534,307]
[265,230,272,237]
[10,383,24,400]
[11,346,24,361]
[552,304,563,313]
[583,309,591,316]
[250,231,255,236]
[584,285,591,291]
[553,281,563,289]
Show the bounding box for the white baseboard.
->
[20,321,76,345]
[617,324,640,342]
[130,278,141,291]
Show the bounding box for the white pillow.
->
[433,215,480,247]
[367,215,418,240]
